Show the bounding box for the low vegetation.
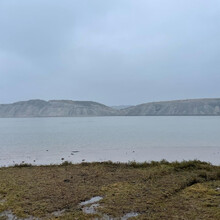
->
[0,160,219,219]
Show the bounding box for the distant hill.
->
[111,105,133,110]
[121,98,220,116]
[0,100,118,117]
[0,98,220,117]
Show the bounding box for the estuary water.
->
[0,116,219,166]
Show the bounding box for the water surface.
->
[0,116,219,166]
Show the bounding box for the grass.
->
[0,160,219,219]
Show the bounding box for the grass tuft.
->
[60,161,73,166]
[13,163,33,168]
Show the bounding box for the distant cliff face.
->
[0,100,119,117]
[0,98,220,117]
[111,105,132,110]
[121,99,220,116]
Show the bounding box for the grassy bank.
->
[0,160,220,219]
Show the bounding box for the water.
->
[0,116,219,166]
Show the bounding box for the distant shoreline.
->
[1,98,220,117]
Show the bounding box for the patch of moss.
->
[0,160,219,219]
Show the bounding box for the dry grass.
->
[0,160,219,219]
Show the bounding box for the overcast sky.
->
[0,0,220,105]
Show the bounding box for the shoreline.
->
[1,146,220,167]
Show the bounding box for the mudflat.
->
[0,160,219,220]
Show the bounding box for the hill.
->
[121,98,220,116]
[1,98,220,117]
[0,99,118,117]
[111,105,132,110]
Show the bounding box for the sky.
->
[0,0,220,106]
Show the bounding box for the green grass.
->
[0,160,219,219]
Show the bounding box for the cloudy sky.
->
[0,0,220,105]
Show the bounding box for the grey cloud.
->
[0,0,220,105]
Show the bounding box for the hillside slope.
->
[0,100,118,117]
[1,98,220,117]
[121,98,220,116]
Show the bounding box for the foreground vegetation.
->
[0,160,219,219]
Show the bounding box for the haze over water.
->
[0,116,219,166]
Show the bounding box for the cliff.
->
[1,98,220,117]
[0,100,118,117]
[121,98,220,116]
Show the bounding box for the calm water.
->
[0,116,220,166]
